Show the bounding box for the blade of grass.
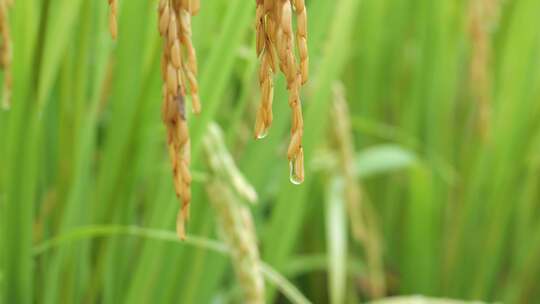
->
[2,0,42,302]
[355,145,418,178]
[41,2,109,303]
[33,226,310,304]
[326,177,348,304]
[35,0,84,110]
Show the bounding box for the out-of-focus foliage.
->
[1,0,540,303]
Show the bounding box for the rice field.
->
[1,0,540,303]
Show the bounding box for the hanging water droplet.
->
[256,128,269,139]
[289,157,304,185]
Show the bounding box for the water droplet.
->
[289,157,304,185]
[256,128,269,139]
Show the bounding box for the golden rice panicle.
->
[0,0,12,109]
[253,0,308,185]
[107,0,118,40]
[158,0,201,239]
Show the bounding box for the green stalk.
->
[2,0,41,302]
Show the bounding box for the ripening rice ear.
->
[253,0,309,185]
[157,0,201,240]
[105,0,200,240]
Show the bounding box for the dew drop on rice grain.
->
[255,128,269,139]
[289,147,304,185]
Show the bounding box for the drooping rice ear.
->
[253,0,308,184]
[157,0,201,239]
[105,0,201,240]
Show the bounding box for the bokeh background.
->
[1,0,540,303]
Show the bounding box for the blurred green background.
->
[1,0,540,303]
